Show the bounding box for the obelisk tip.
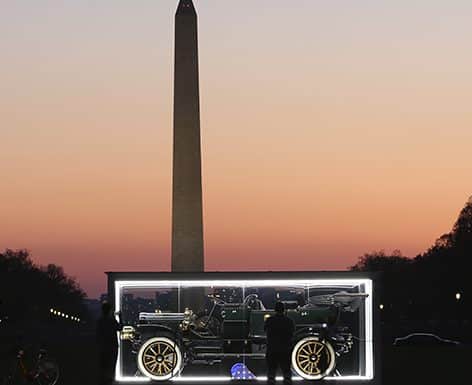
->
[176,0,196,15]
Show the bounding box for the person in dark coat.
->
[97,302,121,385]
[264,301,295,385]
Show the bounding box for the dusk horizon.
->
[2,0,471,298]
[2,205,466,298]
[2,2,472,385]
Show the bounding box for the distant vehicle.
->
[393,333,460,347]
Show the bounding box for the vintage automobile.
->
[120,290,368,381]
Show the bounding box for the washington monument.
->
[171,0,204,272]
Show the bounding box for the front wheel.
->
[291,336,336,380]
[137,337,182,381]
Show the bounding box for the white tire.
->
[137,336,182,381]
[291,336,336,380]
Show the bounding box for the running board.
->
[196,353,266,359]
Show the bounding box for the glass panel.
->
[116,278,372,381]
[119,286,180,378]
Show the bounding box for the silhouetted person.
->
[264,301,295,385]
[97,302,121,385]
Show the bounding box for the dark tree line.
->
[351,196,472,324]
[0,249,87,328]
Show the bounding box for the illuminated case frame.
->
[107,271,381,384]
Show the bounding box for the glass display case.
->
[107,272,379,383]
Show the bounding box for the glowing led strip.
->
[114,278,374,382]
[364,279,374,380]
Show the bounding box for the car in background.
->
[393,333,460,347]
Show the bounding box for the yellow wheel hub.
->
[139,339,180,379]
[296,340,327,375]
[292,337,336,380]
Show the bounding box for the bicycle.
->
[2,347,59,385]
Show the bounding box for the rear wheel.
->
[291,336,335,380]
[137,337,182,381]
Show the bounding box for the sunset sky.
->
[1,0,471,297]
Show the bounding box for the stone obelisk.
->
[171,0,204,274]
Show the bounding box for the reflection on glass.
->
[116,280,372,381]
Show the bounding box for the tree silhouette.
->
[0,249,86,329]
[351,196,472,327]
[452,196,472,246]
[351,249,411,272]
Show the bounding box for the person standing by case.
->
[264,301,295,385]
[96,302,121,385]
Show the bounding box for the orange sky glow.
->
[1,1,471,297]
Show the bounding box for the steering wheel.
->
[243,294,259,304]
[243,294,265,310]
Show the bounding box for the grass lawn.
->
[382,345,469,385]
[2,335,470,385]
[57,340,471,385]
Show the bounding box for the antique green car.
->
[120,290,367,381]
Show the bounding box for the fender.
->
[137,324,179,339]
[294,326,328,342]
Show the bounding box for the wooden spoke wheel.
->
[137,337,182,381]
[291,337,336,380]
